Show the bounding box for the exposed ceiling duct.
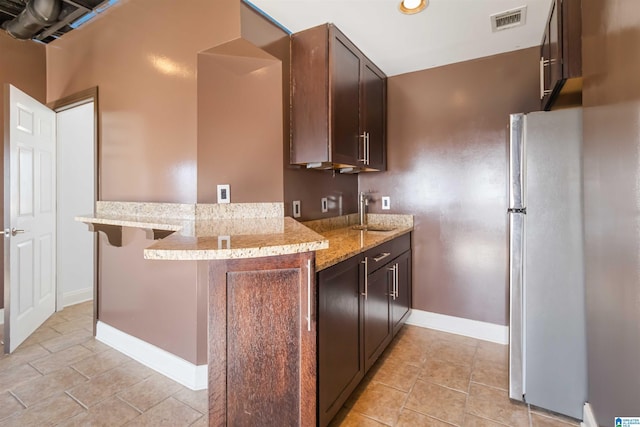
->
[0,0,117,43]
[2,0,60,39]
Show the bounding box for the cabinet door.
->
[331,30,362,167]
[363,263,391,371]
[361,60,386,171]
[391,251,412,336]
[208,253,316,427]
[317,255,364,427]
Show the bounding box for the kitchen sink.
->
[351,225,396,232]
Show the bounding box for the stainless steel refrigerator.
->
[508,108,587,419]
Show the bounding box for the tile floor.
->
[0,302,581,427]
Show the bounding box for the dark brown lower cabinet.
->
[391,250,412,336]
[318,233,412,426]
[317,255,364,427]
[363,264,392,371]
[208,252,316,427]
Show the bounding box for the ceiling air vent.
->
[491,6,527,32]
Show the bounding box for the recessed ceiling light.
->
[399,0,427,15]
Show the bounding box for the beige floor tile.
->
[405,380,467,426]
[367,357,421,392]
[71,348,131,378]
[0,363,43,393]
[0,344,50,372]
[396,409,455,426]
[351,381,407,425]
[20,327,63,348]
[420,357,472,392]
[0,391,24,421]
[172,387,209,414]
[29,344,94,375]
[530,411,580,426]
[344,375,374,409]
[123,397,202,426]
[57,396,141,427]
[67,361,153,407]
[463,414,509,426]
[331,408,389,427]
[0,392,84,426]
[470,357,508,391]
[427,338,477,367]
[50,317,93,335]
[382,338,429,367]
[40,328,92,353]
[81,339,111,354]
[189,415,209,426]
[465,383,529,427]
[429,330,480,349]
[12,367,88,407]
[118,373,183,412]
[474,342,508,366]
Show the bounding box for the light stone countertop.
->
[304,214,414,271]
[76,201,328,261]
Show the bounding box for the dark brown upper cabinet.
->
[540,0,582,111]
[291,24,387,172]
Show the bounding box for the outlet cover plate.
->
[293,200,301,218]
[217,184,230,204]
[321,197,328,213]
[382,196,391,210]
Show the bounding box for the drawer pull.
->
[373,252,391,262]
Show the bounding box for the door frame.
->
[48,87,100,334]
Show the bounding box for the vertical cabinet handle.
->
[539,57,553,100]
[394,263,399,299]
[306,259,311,332]
[358,133,367,163]
[387,263,398,300]
[361,257,368,300]
[365,132,370,166]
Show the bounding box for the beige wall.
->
[360,48,540,325]
[0,32,47,310]
[582,0,640,420]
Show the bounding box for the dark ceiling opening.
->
[0,0,115,43]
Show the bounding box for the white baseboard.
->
[63,288,94,307]
[0,308,4,325]
[96,321,207,390]
[406,309,509,344]
[581,403,598,427]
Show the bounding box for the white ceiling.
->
[249,0,553,76]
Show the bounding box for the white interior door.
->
[4,84,57,353]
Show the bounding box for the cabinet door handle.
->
[306,258,312,332]
[358,133,367,163]
[365,132,370,165]
[394,263,399,299]
[387,264,397,300]
[539,57,553,100]
[361,257,368,300]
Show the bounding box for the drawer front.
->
[364,232,411,273]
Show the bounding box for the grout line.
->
[69,365,91,381]
[9,390,28,409]
[65,391,89,410]
[116,395,144,414]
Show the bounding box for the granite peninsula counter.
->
[76,201,328,260]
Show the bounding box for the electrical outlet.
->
[321,197,328,213]
[382,196,391,210]
[217,184,230,204]
[293,200,301,218]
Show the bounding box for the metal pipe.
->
[2,0,61,40]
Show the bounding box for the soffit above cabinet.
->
[248,0,553,76]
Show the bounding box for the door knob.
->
[11,228,24,236]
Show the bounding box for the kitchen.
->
[0,0,638,426]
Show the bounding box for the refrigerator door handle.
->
[509,211,526,402]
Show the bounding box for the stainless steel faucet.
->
[358,192,368,227]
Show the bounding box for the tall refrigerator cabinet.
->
[508,108,587,419]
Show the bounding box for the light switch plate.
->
[217,184,230,204]
[293,200,301,218]
[382,196,391,210]
[321,197,328,213]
